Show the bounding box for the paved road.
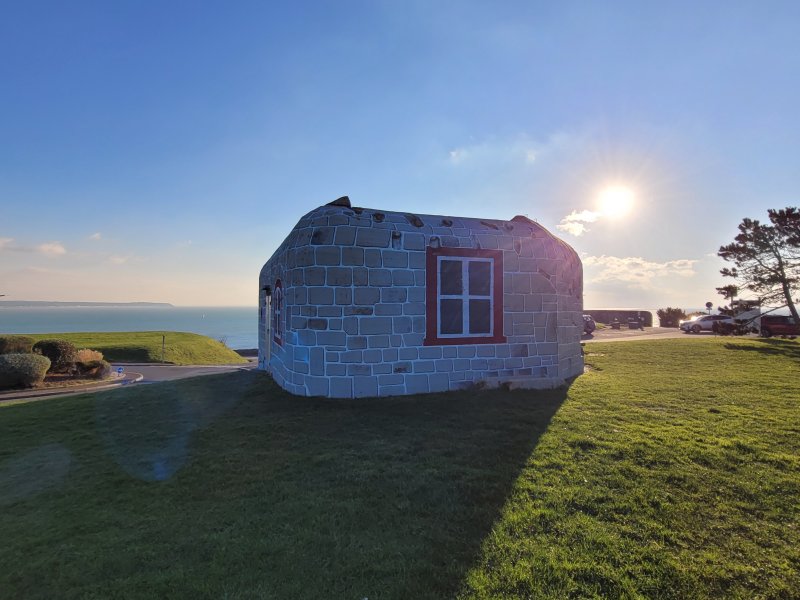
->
[583,326,737,343]
[114,361,256,383]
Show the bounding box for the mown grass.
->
[26,331,246,365]
[0,338,798,599]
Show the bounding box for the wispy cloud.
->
[0,237,13,250]
[107,255,130,264]
[446,132,576,168]
[89,232,102,241]
[557,210,602,236]
[583,255,697,289]
[36,242,67,256]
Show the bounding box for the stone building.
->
[258,197,583,398]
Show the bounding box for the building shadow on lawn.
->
[724,338,800,361]
[213,374,570,598]
[1,371,568,599]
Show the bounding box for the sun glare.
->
[598,185,634,218]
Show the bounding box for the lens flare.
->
[598,185,634,218]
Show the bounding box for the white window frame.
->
[436,256,494,338]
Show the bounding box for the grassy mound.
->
[0,338,797,598]
[26,332,247,365]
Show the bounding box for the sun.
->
[597,185,635,218]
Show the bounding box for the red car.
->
[760,315,800,337]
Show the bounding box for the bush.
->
[0,353,51,389]
[76,348,104,363]
[0,335,35,354]
[32,339,78,373]
[657,307,687,328]
[75,359,112,380]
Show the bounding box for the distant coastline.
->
[0,301,174,308]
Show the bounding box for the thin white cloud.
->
[447,132,577,168]
[36,242,67,256]
[107,255,129,265]
[556,209,602,236]
[89,232,102,241]
[583,255,697,289]
[0,237,13,250]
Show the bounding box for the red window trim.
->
[424,247,506,346]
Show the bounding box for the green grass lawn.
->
[26,331,247,365]
[0,338,798,599]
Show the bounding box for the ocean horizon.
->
[0,305,259,350]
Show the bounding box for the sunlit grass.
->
[1,338,798,598]
[26,331,246,365]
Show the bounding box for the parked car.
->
[679,314,735,333]
[583,315,596,334]
[760,315,800,337]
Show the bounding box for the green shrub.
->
[76,359,112,380]
[0,335,35,354]
[0,353,51,389]
[32,339,78,373]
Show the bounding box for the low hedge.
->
[0,353,51,389]
[32,339,78,373]
[0,335,35,354]
[75,359,112,380]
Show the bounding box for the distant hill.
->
[0,301,174,308]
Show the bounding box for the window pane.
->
[440,260,462,295]
[469,299,491,334]
[468,261,491,295]
[440,299,463,334]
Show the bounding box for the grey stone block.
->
[372,363,392,374]
[364,248,382,267]
[393,362,412,373]
[408,252,425,269]
[368,335,390,348]
[306,376,329,397]
[354,287,380,305]
[327,267,352,286]
[390,335,403,347]
[326,363,346,376]
[291,316,308,330]
[391,270,415,286]
[375,303,402,316]
[419,347,442,359]
[316,331,346,346]
[363,349,382,363]
[412,317,425,333]
[301,306,317,317]
[361,317,393,335]
[477,345,495,357]
[407,288,425,302]
[318,306,342,317]
[330,377,352,398]
[347,336,367,350]
[382,348,398,362]
[304,267,326,286]
[310,347,324,376]
[403,333,424,345]
[308,287,334,305]
[414,361,435,373]
[356,228,391,248]
[353,267,369,286]
[335,288,353,305]
[369,269,392,286]
[353,376,379,398]
[343,316,358,335]
[340,350,363,363]
[380,384,407,396]
[348,364,371,376]
[435,359,454,372]
[378,374,404,385]
[399,347,418,360]
[308,318,327,330]
[429,373,450,392]
[471,358,489,370]
[315,246,341,266]
[310,227,335,245]
[442,347,458,358]
[297,329,316,346]
[382,250,408,268]
[334,226,356,246]
[403,232,425,250]
[344,306,373,316]
[341,247,364,266]
[406,374,429,394]
[403,302,425,315]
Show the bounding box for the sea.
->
[0,306,259,350]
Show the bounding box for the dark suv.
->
[760,315,800,337]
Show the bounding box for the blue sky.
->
[2,1,799,307]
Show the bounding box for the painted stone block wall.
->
[259,204,583,398]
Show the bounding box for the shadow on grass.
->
[0,370,568,599]
[724,338,800,361]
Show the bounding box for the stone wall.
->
[259,204,583,398]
